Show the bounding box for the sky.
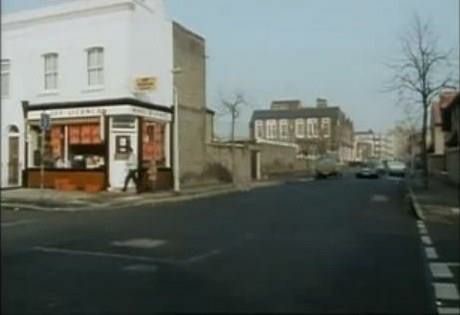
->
[3,0,459,138]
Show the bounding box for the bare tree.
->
[386,14,455,188]
[220,93,247,143]
[220,93,248,184]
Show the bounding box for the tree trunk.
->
[421,100,429,189]
[231,111,236,184]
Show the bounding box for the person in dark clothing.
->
[122,147,138,192]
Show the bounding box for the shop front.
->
[24,99,172,192]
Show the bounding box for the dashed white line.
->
[185,249,221,263]
[438,307,460,315]
[429,263,454,279]
[425,247,439,259]
[433,283,460,301]
[421,235,433,245]
[418,226,428,234]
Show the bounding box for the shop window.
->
[68,124,101,145]
[115,135,131,160]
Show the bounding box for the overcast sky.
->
[3,0,459,138]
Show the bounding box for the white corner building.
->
[1,0,175,190]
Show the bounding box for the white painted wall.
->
[129,0,173,106]
[1,0,174,188]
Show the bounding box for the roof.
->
[2,0,134,27]
[432,90,457,125]
[441,92,460,132]
[251,107,341,121]
[173,21,205,42]
[271,100,302,106]
[354,130,374,135]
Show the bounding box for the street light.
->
[172,67,182,193]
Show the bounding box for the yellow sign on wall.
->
[135,77,157,91]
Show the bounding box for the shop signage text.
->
[135,77,157,91]
[28,105,172,122]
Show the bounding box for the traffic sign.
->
[40,113,51,131]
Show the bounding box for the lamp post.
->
[172,67,182,193]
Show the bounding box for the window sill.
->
[38,90,59,96]
[82,86,104,93]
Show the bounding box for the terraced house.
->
[250,99,354,162]
[0,0,212,192]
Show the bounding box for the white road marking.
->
[425,247,439,259]
[429,263,454,279]
[123,264,158,272]
[438,307,460,314]
[451,208,460,215]
[446,262,460,267]
[417,221,426,228]
[421,235,433,245]
[371,194,389,202]
[186,249,221,263]
[418,227,428,234]
[33,246,179,264]
[1,220,35,228]
[433,283,460,300]
[111,239,166,249]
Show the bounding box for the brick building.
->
[249,99,354,162]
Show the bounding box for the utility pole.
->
[172,68,183,193]
[173,86,180,192]
[39,112,50,196]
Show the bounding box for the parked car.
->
[316,156,342,179]
[386,160,406,178]
[356,161,379,179]
[376,160,387,175]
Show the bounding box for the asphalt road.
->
[1,174,444,314]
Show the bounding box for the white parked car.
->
[386,161,406,178]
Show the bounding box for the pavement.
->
[0,179,290,212]
[407,172,460,223]
[2,172,458,313]
[407,172,460,314]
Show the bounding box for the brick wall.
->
[205,143,251,185]
[173,22,208,185]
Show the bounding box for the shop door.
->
[8,136,20,186]
[110,133,138,189]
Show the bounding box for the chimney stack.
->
[316,98,327,108]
